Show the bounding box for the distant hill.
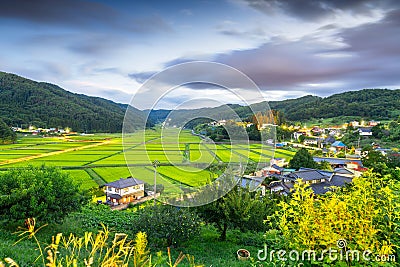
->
[150,89,400,126]
[269,89,400,121]
[1,71,398,132]
[0,72,145,132]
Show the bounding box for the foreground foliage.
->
[73,204,201,248]
[277,171,400,265]
[0,166,89,223]
[0,218,202,267]
[197,185,280,241]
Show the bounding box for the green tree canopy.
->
[196,185,279,240]
[0,118,16,144]
[289,148,318,170]
[0,166,89,222]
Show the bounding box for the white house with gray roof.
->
[104,177,145,205]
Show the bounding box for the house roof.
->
[240,176,264,190]
[330,175,353,187]
[309,182,332,194]
[286,169,329,181]
[274,167,354,195]
[313,157,363,166]
[334,168,354,175]
[104,177,144,189]
[324,136,336,144]
[331,141,346,147]
[308,175,352,194]
[359,127,372,132]
[271,164,284,172]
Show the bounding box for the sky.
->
[1,0,399,109]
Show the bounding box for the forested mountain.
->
[268,89,400,121]
[1,71,398,132]
[151,89,400,127]
[0,72,145,132]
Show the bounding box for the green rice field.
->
[0,128,295,195]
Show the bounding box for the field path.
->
[0,140,111,166]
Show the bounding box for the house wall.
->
[120,184,144,196]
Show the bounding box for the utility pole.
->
[152,159,160,206]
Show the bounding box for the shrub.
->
[135,205,201,247]
[0,166,89,223]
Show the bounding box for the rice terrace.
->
[0,128,295,197]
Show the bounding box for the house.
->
[267,164,284,174]
[267,167,354,195]
[270,158,286,167]
[104,177,145,205]
[369,120,379,127]
[311,126,324,135]
[358,127,372,136]
[313,157,364,170]
[330,141,347,151]
[275,143,285,148]
[240,175,266,196]
[293,131,306,140]
[323,136,336,145]
[349,121,360,127]
[303,138,318,146]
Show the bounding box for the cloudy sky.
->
[1,0,399,109]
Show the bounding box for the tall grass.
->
[1,218,203,267]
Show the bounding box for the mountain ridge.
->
[0,71,145,132]
[1,71,399,131]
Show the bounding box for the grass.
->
[63,169,99,190]
[157,166,215,187]
[0,130,296,193]
[0,221,265,267]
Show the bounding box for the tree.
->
[196,185,278,241]
[361,146,388,169]
[289,148,317,170]
[0,118,16,144]
[316,160,332,171]
[276,172,399,261]
[246,124,261,141]
[134,205,201,247]
[0,166,89,222]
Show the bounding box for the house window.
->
[123,188,129,193]
[115,189,120,194]
[312,180,317,184]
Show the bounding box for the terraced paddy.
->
[0,128,295,195]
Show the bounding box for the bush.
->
[0,166,89,223]
[135,205,201,247]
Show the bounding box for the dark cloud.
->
[0,0,172,33]
[132,8,400,98]
[128,71,157,83]
[243,0,399,21]
[0,0,117,26]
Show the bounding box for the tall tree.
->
[289,148,318,170]
[0,118,16,144]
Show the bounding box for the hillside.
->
[270,89,400,121]
[150,89,400,126]
[0,72,145,132]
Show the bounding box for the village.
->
[100,118,394,208]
